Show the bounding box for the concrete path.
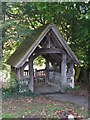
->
[45,93,88,108]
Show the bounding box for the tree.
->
[2,2,89,83]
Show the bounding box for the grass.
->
[2,93,88,119]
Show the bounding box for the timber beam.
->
[35,48,65,54]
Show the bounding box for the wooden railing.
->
[24,69,46,84]
[24,70,29,76]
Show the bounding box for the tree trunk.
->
[74,66,81,84]
[75,66,89,84]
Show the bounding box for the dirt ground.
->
[67,83,88,97]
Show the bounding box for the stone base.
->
[61,84,68,93]
[28,83,34,93]
[48,81,61,90]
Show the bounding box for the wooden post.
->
[16,68,21,80]
[11,66,17,80]
[28,56,34,92]
[53,62,57,70]
[59,62,61,73]
[67,62,74,76]
[53,61,56,80]
[45,58,49,83]
[61,53,67,92]
[29,58,30,76]
[69,63,74,88]
[35,69,37,82]
[70,63,74,76]
[20,66,24,79]
[11,66,15,73]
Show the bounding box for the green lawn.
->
[2,94,88,119]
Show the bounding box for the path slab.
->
[34,84,60,94]
[34,84,88,108]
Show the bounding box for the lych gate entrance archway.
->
[22,54,63,94]
[23,55,46,85]
[7,23,80,93]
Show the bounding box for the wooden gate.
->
[34,69,46,85]
[24,69,46,85]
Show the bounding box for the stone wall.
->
[67,73,74,88]
[49,71,62,89]
[49,71,74,89]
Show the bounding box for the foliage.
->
[61,84,68,92]
[68,85,80,91]
[2,70,36,99]
[74,85,80,90]
[2,82,35,99]
[34,55,45,66]
[2,72,35,99]
[2,81,18,98]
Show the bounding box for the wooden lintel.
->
[35,48,64,54]
[28,56,34,92]
[61,53,67,85]
[48,54,61,63]
[47,32,51,48]
[23,61,30,68]
[45,58,49,83]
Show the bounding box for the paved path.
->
[45,93,88,108]
[34,84,88,108]
[34,84,60,94]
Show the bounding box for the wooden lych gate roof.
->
[7,23,80,68]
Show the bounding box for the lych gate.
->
[7,23,80,93]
